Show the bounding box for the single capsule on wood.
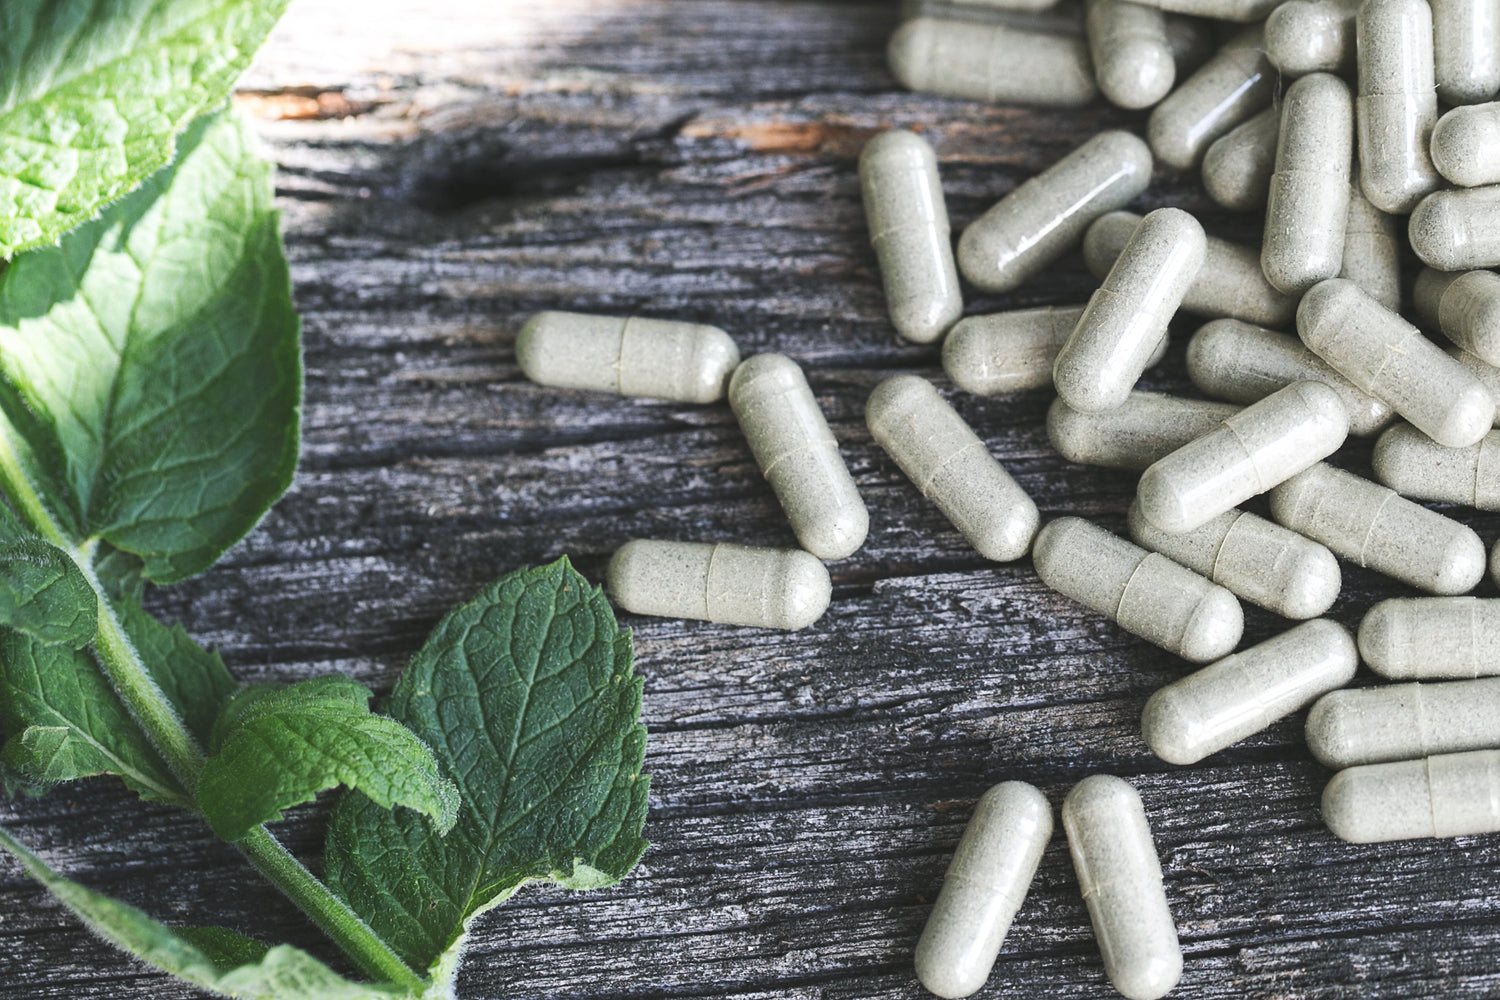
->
[1186,319,1395,437]
[606,540,831,630]
[1307,676,1500,769]
[1142,619,1357,765]
[1360,597,1500,678]
[1048,392,1241,470]
[1087,0,1175,109]
[1431,0,1500,105]
[1262,73,1353,295]
[943,305,1170,395]
[1322,749,1500,842]
[1449,346,1500,423]
[1202,108,1279,212]
[1136,381,1349,534]
[1147,25,1275,171]
[958,131,1153,294]
[867,375,1041,561]
[1414,268,1500,365]
[888,16,1097,106]
[860,130,963,344]
[1033,517,1243,662]
[914,782,1053,999]
[1356,0,1442,213]
[1431,103,1500,187]
[1083,211,1295,328]
[516,311,740,403]
[1062,776,1182,1000]
[1374,423,1500,511]
[1409,186,1500,271]
[1264,0,1358,76]
[1338,170,1402,312]
[1269,463,1488,595]
[1127,501,1341,618]
[729,354,868,560]
[1054,208,1206,413]
[1298,278,1496,448]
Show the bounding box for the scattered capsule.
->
[1136,381,1349,534]
[859,130,963,345]
[1338,171,1402,312]
[1054,208,1206,413]
[1431,103,1500,187]
[1083,211,1295,328]
[1128,501,1342,618]
[957,131,1153,294]
[1142,619,1357,765]
[729,354,869,561]
[1262,73,1353,295]
[1264,0,1358,76]
[1374,424,1500,511]
[1409,186,1500,271]
[914,782,1053,999]
[943,305,1171,395]
[1356,0,1442,213]
[1297,278,1495,448]
[1322,748,1500,843]
[867,375,1041,561]
[1033,517,1243,662]
[1306,676,1500,769]
[1269,463,1488,595]
[1129,0,1277,20]
[1062,775,1182,1000]
[1086,0,1175,109]
[1147,25,1276,171]
[887,16,1097,107]
[1414,268,1500,365]
[1431,0,1500,105]
[1186,319,1395,437]
[1048,392,1241,470]
[606,540,831,630]
[1449,346,1500,423]
[516,311,740,403]
[1360,597,1500,678]
[1201,107,1279,212]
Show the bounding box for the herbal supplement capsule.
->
[1306,676,1500,769]
[867,375,1041,561]
[1338,173,1402,312]
[1269,463,1487,595]
[1431,103,1500,187]
[1322,749,1500,842]
[887,16,1098,107]
[1297,279,1496,448]
[1087,0,1175,109]
[1186,319,1395,437]
[1360,597,1500,678]
[1356,0,1442,213]
[1431,0,1500,104]
[1264,0,1358,75]
[729,354,869,561]
[1136,381,1350,534]
[1054,208,1206,413]
[1033,517,1243,662]
[859,130,962,345]
[1449,346,1500,423]
[1083,211,1295,328]
[957,131,1153,294]
[1062,776,1182,1000]
[1374,423,1500,510]
[1142,619,1357,765]
[1262,73,1353,295]
[943,305,1170,395]
[1415,268,1500,364]
[1127,500,1342,618]
[1048,392,1241,470]
[1201,108,1279,212]
[1409,186,1500,271]
[914,782,1053,999]
[1147,26,1276,171]
[516,311,740,403]
[606,540,831,630]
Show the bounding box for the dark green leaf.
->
[0,502,94,646]
[324,558,648,979]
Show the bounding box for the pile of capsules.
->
[517,0,1500,995]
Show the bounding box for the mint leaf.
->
[0,106,301,584]
[324,558,649,978]
[0,826,410,1000]
[0,0,289,258]
[121,597,238,748]
[198,676,460,843]
[0,502,94,646]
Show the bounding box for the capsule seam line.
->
[1358,490,1401,567]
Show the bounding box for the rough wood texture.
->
[4,1,1500,997]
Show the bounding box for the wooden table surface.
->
[4,1,1500,997]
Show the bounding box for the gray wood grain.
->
[4,1,1500,998]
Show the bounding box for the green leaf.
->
[0,0,290,258]
[0,825,410,1000]
[324,558,649,978]
[120,597,238,748]
[0,105,301,583]
[198,675,460,843]
[0,502,94,646]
